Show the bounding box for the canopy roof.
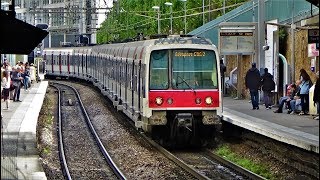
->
[0,10,48,54]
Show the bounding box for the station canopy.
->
[0,10,48,54]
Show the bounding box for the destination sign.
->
[220,32,253,36]
[219,31,255,55]
[175,51,206,57]
[154,37,211,45]
[219,23,256,55]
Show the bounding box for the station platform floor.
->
[1,80,318,179]
[223,96,319,153]
[1,80,48,180]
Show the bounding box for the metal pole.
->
[184,2,186,34]
[223,0,225,17]
[202,0,205,25]
[158,10,160,34]
[291,1,295,82]
[258,0,265,71]
[252,0,255,22]
[208,0,211,21]
[170,6,173,34]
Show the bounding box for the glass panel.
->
[172,50,217,89]
[149,50,168,90]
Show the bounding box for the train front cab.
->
[143,47,222,146]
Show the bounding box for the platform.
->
[222,97,319,153]
[1,80,48,180]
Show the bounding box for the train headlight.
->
[205,97,213,105]
[167,98,173,105]
[195,97,201,104]
[155,97,163,105]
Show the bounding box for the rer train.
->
[43,34,223,146]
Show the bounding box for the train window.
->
[172,50,218,89]
[149,50,169,90]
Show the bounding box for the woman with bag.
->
[299,69,312,115]
[1,71,11,110]
[313,71,319,120]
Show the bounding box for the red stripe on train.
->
[149,90,220,108]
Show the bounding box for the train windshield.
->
[149,49,218,90]
[172,50,218,90]
[149,50,169,89]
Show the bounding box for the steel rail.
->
[50,83,72,180]
[204,149,266,180]
[53,82,127,180]
[139,132,210,180]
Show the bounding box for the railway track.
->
[50,82,126,179]
[107,100,265,179]
[74,80,267,180]
[39,80,319,179]
[139,132,266,180]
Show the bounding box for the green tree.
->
[97,0,248,44]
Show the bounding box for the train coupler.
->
[175,113,193,131]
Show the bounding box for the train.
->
[43,34,223,147]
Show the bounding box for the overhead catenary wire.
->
[105,2,245,33]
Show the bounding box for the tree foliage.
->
[97,0,248,44]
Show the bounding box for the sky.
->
[96,0,114,27]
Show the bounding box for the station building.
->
[190,0,319,100]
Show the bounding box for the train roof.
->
[43,35,217,56]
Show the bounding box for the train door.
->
[51,54,54,74]
[125,58,128,109]
[59,53,62,75]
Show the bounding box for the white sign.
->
[218,23,256,55]
[308,43,319,57]
[220,31,255,55]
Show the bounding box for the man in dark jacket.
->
[245,62,261,110]
[261,68,275,109]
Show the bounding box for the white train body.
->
[44,35,222,145]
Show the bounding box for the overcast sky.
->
[96,0,114,27]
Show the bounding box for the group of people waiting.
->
[245,62,319,120]
[274,69,319,119]
[1,59,35,110]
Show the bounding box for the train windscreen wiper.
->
[177,75,196,94]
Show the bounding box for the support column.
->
[236,54,242,99]
[258,0,265,71]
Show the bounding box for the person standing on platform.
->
[298,69,312,115]
[11,66,23,102]
[313,71,319,120]
[29,63,36,84]
[1,71,11,109]
[261,68,275,109]
[245,62,261,110]
[23,62,31,91]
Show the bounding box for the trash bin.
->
[309,84,317,115]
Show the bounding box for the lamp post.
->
[152,6,160,34]
[202,0,205,25]
[179,0,187,34]
[165,2,173,34]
